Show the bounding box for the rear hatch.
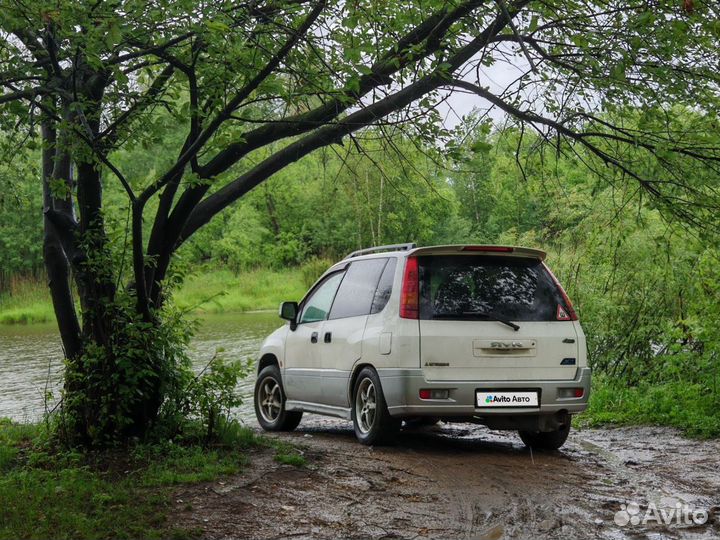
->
[413,247,579,381]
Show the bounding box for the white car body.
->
[256,244,591,441]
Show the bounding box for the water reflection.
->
[0,311,282,423]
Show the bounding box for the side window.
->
[371,258,397,314]
[299,272,344,324]
[329,259,387,319]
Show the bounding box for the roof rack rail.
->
[344,243,417,260]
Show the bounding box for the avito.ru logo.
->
[614,501,709,527]
[485,395,511,404]
[484,395,532,404]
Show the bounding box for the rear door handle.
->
[324,332,332,343]
[310,332,318,344]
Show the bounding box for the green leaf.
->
[471,140,492,153]
[206,20,230,33]
[106,22,122,47]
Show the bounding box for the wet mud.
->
[174,419,720,539]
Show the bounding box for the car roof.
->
[306,244,547,301]
[342,244,546,262]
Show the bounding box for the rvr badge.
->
[490,341,524,348]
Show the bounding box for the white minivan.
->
[254,244,591,449]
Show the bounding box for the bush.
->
[266,231,310,268]
[57,286,252,447]
[299,257,333,288]
[59,296,195,446]
[178,355,251,443]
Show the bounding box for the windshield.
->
[418,255,568,322]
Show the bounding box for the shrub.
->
[299,257,333,288]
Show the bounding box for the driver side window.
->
[299,272,344,324]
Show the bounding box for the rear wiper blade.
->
[434,311,520,331]
[463,311,520,331]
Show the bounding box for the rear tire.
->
[254,365,302,431]
[352,367,400,445]
[518,418,571,450]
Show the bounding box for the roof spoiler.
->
[409,245,547,260]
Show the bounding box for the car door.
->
[320,258,389,407]
[283,271,344,404]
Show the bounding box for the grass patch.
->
[578,375,720,438]
[0,303,55,325]
[173,267,307,314]
[267,437,306,467]
[0,418,305,540]
[137,444,247,487]
[0,267,310,325]
[273,453,306,467]
[0,275,54,325]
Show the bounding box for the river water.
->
[0,311,281,423]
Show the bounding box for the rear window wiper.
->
[433,310,520,331]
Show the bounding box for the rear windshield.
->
[418,255,567,322]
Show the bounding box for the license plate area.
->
[476,389,540,408]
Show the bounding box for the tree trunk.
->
[42,97,165,444]
[41,113,82,360]
[264,185,281,236]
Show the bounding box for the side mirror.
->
[279,301,299,330]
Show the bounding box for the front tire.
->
[352,367,400,445]
[254,365,302,431]
[518,418,571,450]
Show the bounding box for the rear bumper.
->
[379,367,591,418]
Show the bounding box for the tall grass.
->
[173,267,308,314]
[579,375,720,438]
[0,275,54,325]
[0,265,320,325]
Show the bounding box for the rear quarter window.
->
[418,255,567,322]
[329,258,388,319]
[370,258,397,314]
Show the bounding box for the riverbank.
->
[0,266,313,325]
[0,419,305,540]
[5,417,718,540]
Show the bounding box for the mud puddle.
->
[173,419,720,539]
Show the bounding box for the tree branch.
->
[447,79,709,224]
[0,87,41,105]
[100,63,176,145]
[137,0,328,207]
[155,0,492,269]
[178,0,530,242]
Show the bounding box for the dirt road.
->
[174,418,720,539]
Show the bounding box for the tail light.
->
[419,389,450,400]
[542,262,578,321]
[558,387,584,398]
[399,256,419,319]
